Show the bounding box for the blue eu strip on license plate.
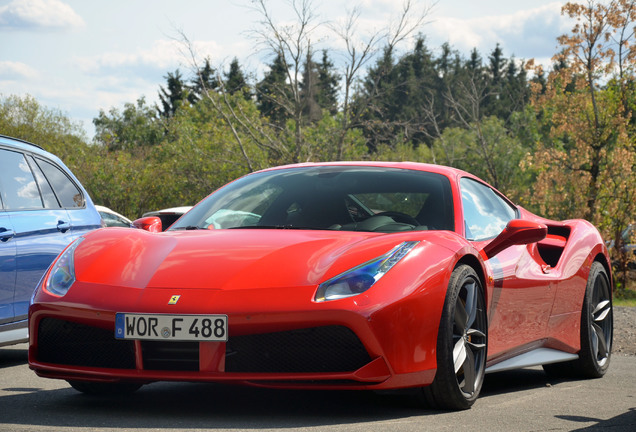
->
[115,313,228,341]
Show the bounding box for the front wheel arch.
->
[455,255,488,306]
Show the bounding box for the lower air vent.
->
[225,325,371,373]
[141,341,199,371]
[37,318,135,369]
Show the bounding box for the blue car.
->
[0,135,102,347]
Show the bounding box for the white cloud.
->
[0,0,84,31]
[429,2,570,60]
[0,60,38,79]
[352,0,428,21]
[72,39,185,80]
[73,37,258,85]
[75,39,236,74]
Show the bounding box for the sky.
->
[0,0,574,139]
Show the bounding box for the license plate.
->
[115,313,228,341]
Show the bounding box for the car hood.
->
[74,228,431,290]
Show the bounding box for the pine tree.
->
[488,43,505,85]
[256,54,291,126]
[502,57,530,115]
[482,44,506,119]
[224,57,249,99]
[190,58,219,104]
[158,69,188,118]
[467,48,482,73]
[316,50,340,115]
[359,46,398,151]
[300,51,322,122]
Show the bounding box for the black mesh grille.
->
[142,341,199,371]
[36,320,371,375]
[225,325,371,373]
[37,318,135,369]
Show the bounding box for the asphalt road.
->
[1,343,635,432]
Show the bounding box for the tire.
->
[543,261,612,378]
[421,265,487,410]
[68,380,143,395]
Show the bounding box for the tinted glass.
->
[35,158,84,208]
[460,177,516,241]
[100,211,130,227]
[173,166,454,233]
[27,156,60,209]
[0,149,43,210]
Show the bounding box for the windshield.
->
[171,166,454,233]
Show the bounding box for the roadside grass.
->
[615,278,636,306]
[615,297,636,307]
[613,271,636,307]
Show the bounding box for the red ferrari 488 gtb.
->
[28,162,613,410]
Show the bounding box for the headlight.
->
[44,237,84,297]
[315,241,419,302]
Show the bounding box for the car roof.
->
[0,134,62,162]
[255,161,472,179]
[0,134,45,151]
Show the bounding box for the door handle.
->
[57,221,71,233]
[0,227,15,242]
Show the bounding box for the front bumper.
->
[29,281,444,390]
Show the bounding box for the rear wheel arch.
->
[593,253,612,287]
[543,259,612,378]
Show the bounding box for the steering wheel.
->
[374,211,419,226]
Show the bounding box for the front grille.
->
[37,318,135,369]
[142,341,199,371]
[36,319,372,375]
[225,325,371,373]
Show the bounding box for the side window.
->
[0,149,44,210]
[27,156,60,209]
[460,177,516,241]
[34,158,84,208]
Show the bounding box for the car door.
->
[460,177,555,358]
[0,149,73,322]
[0,209,17,324]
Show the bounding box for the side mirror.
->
[480,219,547,260]
[132,216,162,233]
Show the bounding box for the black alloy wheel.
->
[421,265,487,410]
[578,262,613,377]
[543,261,613,378]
